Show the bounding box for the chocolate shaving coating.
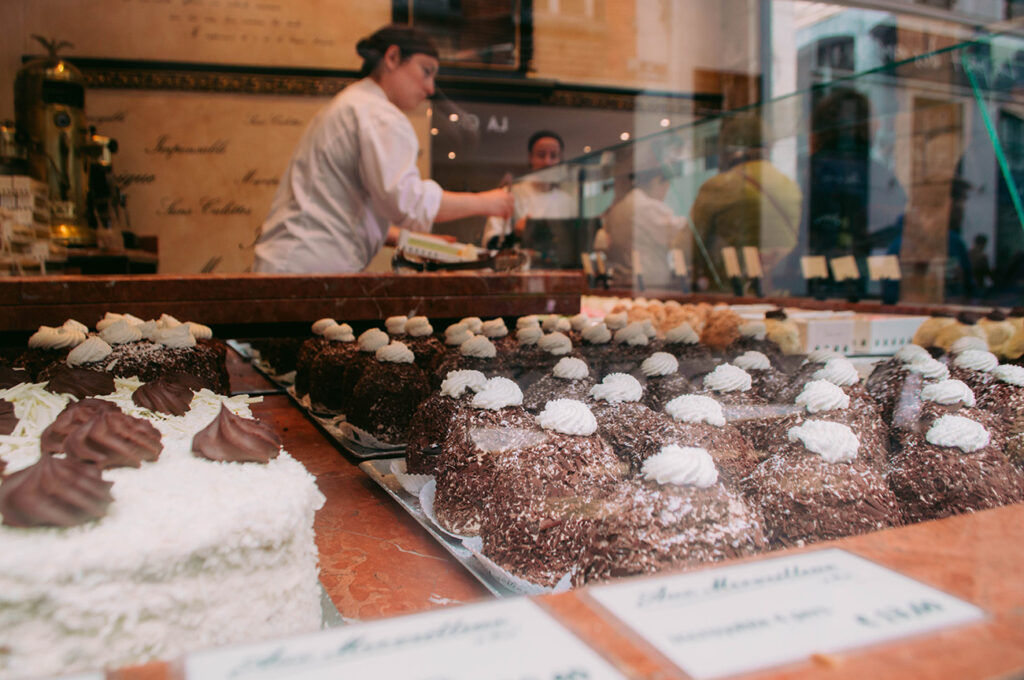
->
[133,379,194,416]
[0,366,29,389]
[957,311,980,325]
[163,371,213,393]
[64,410,162,469]
[41,399,121,455]
[0,455,114,527]
[192,404,281,463]
[986,309,1007,322]
[45,366,116,399]
[0,399,17,436]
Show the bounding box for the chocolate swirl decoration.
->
[0,366,29,389]
[192,404,281,463]
[45,366,116,399]
[164,371,212,393]
[41,399,121,455]
[0,455,114,527]
[64,410,162,470]
[132,379,194,416]
[0,399,17,436]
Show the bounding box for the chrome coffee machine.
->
[14,36,115,246]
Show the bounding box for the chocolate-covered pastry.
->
[192,404,281,463]
[163,371,213,393]
[132,379,194,416]
[0,366,29,389]
[347,343,431,445]
[41,399,122,455]
[522,357,595,413]
[44,366,116,399]
[0,454,114,527]
[65,410,162,469]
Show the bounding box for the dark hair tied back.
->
[356,24,440,77]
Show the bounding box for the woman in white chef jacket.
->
[252,25,513,273]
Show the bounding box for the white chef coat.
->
[253,78,443,273]
[480,181,576,247]
[601,187,687,288]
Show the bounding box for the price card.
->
[185,598,624,680]
[588,549,985,680]
[721,247,742,279]
[800,255,828,279]
[742,247,763,278]
[867,255,902,281]
[830,255,860,281]
[671,249,687,277]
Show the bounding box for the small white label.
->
[871,254,901,280]
[185,598,624,680]
[588,549,985,680]
[800,255,829,279]
[830,255,860,281]
[671,248,687,276]
[580,252,595,276]
[721,247,742,278]
[743,246,764,278]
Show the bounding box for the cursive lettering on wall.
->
[157,198,193,217]
[145,135,229,159]
[92,111,127,124]
[201,197,253,216]
[115,172,157,187]
[239,169,279,186]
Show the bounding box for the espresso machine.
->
[14,36,102,246]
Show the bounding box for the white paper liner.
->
[335,421,406,451]
[462,536,573,596]
[390,459,434,496]
[418,480,478,541]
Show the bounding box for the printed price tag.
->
[588,549,985,680]
[721,247,742,279]
[186,598,624,680]
[867,255,902,281]
[800,255,829,279]
[671,249,688,277]
[742,247,763,278]
[830,255,860,281]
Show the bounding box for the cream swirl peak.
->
[921,379,976,406]
[99,319,143,345]
[481,319,508,338]
[66,336,113,366]
[516,315,540,330]
[733,351,771,372]
[358,328,389,353]
[157,313,182,329]
[516,326,543,345]
[613,322,649,346]
[440,370,488,398]
[542,316,572,333]
[738,321,767,340]
[788,420,859,462]
[992,364,1024,387]
[154,324,196,349]
[553,357,589,380]
[926,414,990,453]
[385,315,408,335]
[805,348,842,364]
[795,379,850,413]
[459,317,484,334]
[376,341,415,364]
[471,377,523,410]
[589,373,643,403]
[569,313,591,331]
[96,312,126,331]
[185,322,212,340]
[324,323,355,342]
[460,335,496,359]
[537,399,597,436]
[664,394,725,427]
[29,325,86,350]
[63,319,89,334]
[665,322,699,345]
[954,349,999,373]
[907,357,950,380]
[311,318,337,335]
[950,336,988,354]
[641,352,679,377]
[137,320,159,341]
[895,344,931,364]
[642,445,718,488]
[405,316,434,337]
[444,323,472,346]
[539,332,572,356]
[604,312,628,330]
[703,364,752,393]
[581,323,612,345]
[813,358,859,387]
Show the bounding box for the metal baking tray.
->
[359,459,518,597]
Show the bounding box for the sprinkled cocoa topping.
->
[192,404,281,463]
[44,366,116,399]
[64,410,163,470]
[0,455,114,528]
